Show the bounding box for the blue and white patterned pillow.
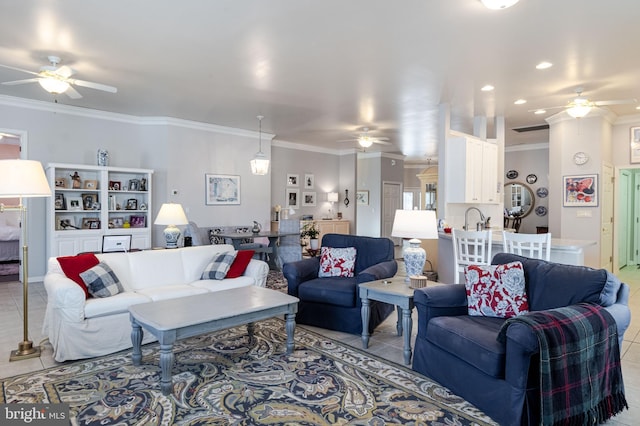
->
[79,262,124,298]
[201,251,237,280]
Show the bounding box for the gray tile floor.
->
[1,266,639,424]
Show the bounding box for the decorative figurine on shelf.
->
[252,221,262,234]
[97,149,109,166]
[140,178,147,191]
[70,172,81,189]
[123,220,131,228]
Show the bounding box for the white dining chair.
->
[502,231,551,261]
[452,228,492,284]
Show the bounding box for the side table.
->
[359,277,435,365]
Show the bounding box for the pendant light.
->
[250,115,269,175]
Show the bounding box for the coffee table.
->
[129,286,299,395]
[360,278,432,365]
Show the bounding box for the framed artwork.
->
[82,193,99,210]
[631,127,640,163]
[67,196,83,211]
[56,215,77,230]
[125,198,138,210]
[130,215,146,228]
[287,173,299,187]
[356,190,369,205]
[304,174,314,189]
[102,235,132,253]
[286,188,299,209]
[110,217,124,228]
[82,217,101,229]
[563,174,598,207]
[206,174,240,205]
[302,191,316,206]
[84,179,98,190]
[54,177,67,188]
[109,181,122,190]
[54,193,66,210]
[128,179,140,191]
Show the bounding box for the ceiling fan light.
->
[480,0,520,10]
[38,77,69,94]
[358,137,373,148]
[567,105,592,118]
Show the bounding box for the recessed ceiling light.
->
[536,61,553,70]
[514,99,527,105]
[480,0,520,10]
[636,106,640,110]
[534,109,547,115]
[481,85,495,92]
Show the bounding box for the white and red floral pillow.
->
[318,247,357,278]
[464,261,528,318]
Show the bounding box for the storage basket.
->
[422,259,438,282]
[410,275,428,289]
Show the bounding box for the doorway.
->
[0,130,24,282]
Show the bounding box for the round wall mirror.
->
[504,182,535,218]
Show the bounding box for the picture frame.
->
[286,188,299,209]
[82,193,99,210]
[67,196,83,211]
[130,215,146,228]
[102,235,132,253]
[54,177,67,188]
[302,191,316,206]
[109,181,121,191]
[110,217,124,228]
[563,174,598,207]
[205,174,240,205]
[126,198,138,210]
[54,193,66,210]
[84,179,98,190]
[304,174,314,189]
[356,190,369,205]
[128,179,140,191]
[82,217,101,230]
[56,215,77,230]
[287,174,299,187]
[631,127,640,163]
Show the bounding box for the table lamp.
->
[391,209,438,281]
[154,203,189,248]
[0,159,51,361]
[327,192,338,218]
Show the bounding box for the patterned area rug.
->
[0,319,495,425]
[266,270,287,292]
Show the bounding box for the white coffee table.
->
[360,277,436,365]
[129,286,299,395]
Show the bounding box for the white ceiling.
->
[1,0,639,163]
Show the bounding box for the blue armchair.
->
[283,234,398,334]
[412,253,630,425]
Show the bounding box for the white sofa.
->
[43,244,269,362]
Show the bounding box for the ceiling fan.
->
[337,127,391,148]
[529,87,637,118]
[0,56,117,99]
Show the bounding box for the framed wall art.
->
[287,173,299,187]
[563,174,598,207]
[206,174,240,205]
[356,190,369,205]
[304,174,314,189]
[631,127,640,163]
[286,188,299,209]
[67,196,83,211]
[302,191,316,206]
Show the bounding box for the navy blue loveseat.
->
[412,253,631,425]
[283,234,397,334]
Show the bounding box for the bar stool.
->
[502,231,551,261]
[452,228,492,284]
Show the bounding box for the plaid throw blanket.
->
[498,303,627,425]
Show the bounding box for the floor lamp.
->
[0,160,51,361]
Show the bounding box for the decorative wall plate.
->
[535,206,547,216]
[506,170,518,180]
[536,187,548,198]
[526,174,537,184]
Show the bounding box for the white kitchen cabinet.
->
[446,136,498,204]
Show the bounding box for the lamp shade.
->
[327,192,339,202]
[154,203,189,226]
[391,209,438,240]
[0,159,51,198]
[38,77,70,94]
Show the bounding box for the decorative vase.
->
[403,239,426,282]
[310,239,319,250]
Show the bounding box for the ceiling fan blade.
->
[372,139,391,145]
[0,63,40,77]
[65,85,83,99]
[69,78,117,93]
[2,78,41,86]
[527,105,566,112]
[336,139,359,143]
[594,99,637,106]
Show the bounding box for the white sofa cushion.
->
[191,276,254,291]
[96,253,134,292]
[84,291,152,318]
[127,250,186,290]
[135,284,208,302]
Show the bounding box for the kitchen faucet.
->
[464,207,486,231]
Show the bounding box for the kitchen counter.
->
[437,230,596,284]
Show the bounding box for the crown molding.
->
[505,142,549,152]
[614,113,640,126]
[272,139,353,156]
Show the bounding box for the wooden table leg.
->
[131,317,142,366]
[402,307,412,365]
[159,343,175,395]
[285,312,296,354]
[361,297,371,348]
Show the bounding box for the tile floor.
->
[0,266,639,424]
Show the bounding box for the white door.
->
[382,181,402,244]
[600,163,613,271]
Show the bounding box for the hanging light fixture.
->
[566,97,593,118]
[480,0,520,9]
[250,115,270,175]
[38,77,70,94]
